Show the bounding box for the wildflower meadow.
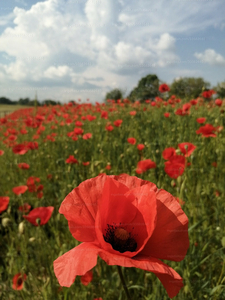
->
[0,94,225,300]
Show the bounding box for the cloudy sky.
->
[0,0,225,103]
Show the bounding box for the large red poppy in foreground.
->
[54,174,189,298]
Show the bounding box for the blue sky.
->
[0,0,224,103]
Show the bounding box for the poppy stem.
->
[117,266,132,300]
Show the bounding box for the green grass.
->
[0,100,225,300]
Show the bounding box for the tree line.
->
[105,75,225,102]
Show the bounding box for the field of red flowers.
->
[0,94,225,300]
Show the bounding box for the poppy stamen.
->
[104,224,137,253]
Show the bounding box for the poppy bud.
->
[18,221,25,234]
[29,237,35,242]
[2,218,11,227]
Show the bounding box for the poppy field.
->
[0,95,225,300]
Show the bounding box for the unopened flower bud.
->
[18,221,25,234]
[2,218,11,227]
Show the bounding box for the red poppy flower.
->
[178,143,196,157]
[136,159,156,174]
[196,124,217,137]
[151,102,156,107]
[164,156,185,179]
[137,144,145,151]
[202,90,215,98]
[105,165,111,170]
[80,270,93,286]
[127,137,136,145]
[23,206,54,226]
[0,196,9,213]
[129,111,136,116]
[74,128,84,135]
[82,162,90,166]
[159,84,170,93]
[66,155,79,164]
[215,99,222,107]
[105,125,114,131]
[101,111,108,119]
[83,133,92,140]
[54,174,189,298]
[86,115,96,121]
[12,144,28,155]
[114,119,123,127]
[12,185,28,195]
[0,150,4,156]
[164,112,170,118]
[18,163,30,169]
[190,99,197,105]
[196,118,206,124]
[18,203,31,213]
[75,121,83,127]
[162,147,176,160]
[12,273,27,290]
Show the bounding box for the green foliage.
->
[128,74,159,102]
[214,81,225,99]
[0,97,15,105]
[169,77,210,99]
[105,88,124,102]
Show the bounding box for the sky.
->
[0,0,224,103]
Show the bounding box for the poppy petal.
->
[59,174,107,242]
[141,189,189,261]
[99,251,183,299]
[53,243,99,287]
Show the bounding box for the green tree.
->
[18,98,30,105]
[128,74,159,102]
[169,77,210,99]
[105,88,124,102]
[214,81,225,99]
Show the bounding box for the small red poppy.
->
[12,185,28,195]
[129,111,136,116]
[196,118,206,124]
[164,112,170,118]
[178,143,196,157]
[23,206,54,226]
[137,144,145,151]
[18,163,30,169]
[83,133,92,140]
[0,150,4,155]
[136,159,156,174]
[127,137,136,145]
[215,99,222,107]
[105,165,111,170]
[12,273,27,290]
[164,156,185,179]
[0,196,9,213]
[105,125,114,131]
[159,84,170,93]
[196,124,217,137]
[66,155,79,164]
[80,270,93,286]
[114,119,123,127]
[162,147,176,160]
[12,144,28,155]
[82,162,90,166]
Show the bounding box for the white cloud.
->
[194,49,225,66]
[0,0,224,101]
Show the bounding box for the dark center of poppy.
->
[17,277,23,287]
[103,224,137,253]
